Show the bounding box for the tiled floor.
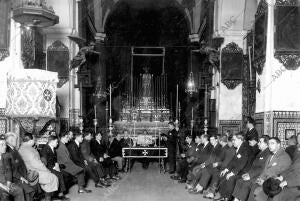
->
[67,162,210,201]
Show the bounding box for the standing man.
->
[245,117,259,143]
[166,122,178,174]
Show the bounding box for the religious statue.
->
[68,35,100,69]
[141,66,152,97]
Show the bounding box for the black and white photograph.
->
[0,0,300,201]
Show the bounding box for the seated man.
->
[273,134,300,201]
[203,135,236,199]
[232,135,271,201]
[285,134,297,161]
[0,135,25,201]
[68,132,107,188]
[186,134,213,188]
[56,131,91,194]
[19,133,58,201]
[81,132,111,186]
[170,134,195,183]
[6,132,38,201]
[251,137,291,201]
[40,135,69,201]
[189,134,222,193]
[108,134,124,172]
[213,132,250,201]
[90,132,119,180]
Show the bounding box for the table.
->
[122,147,168,172]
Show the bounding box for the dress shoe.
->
[78,188,92,194]
[189,189,203,194]
[213,194,226,201]
[178,179,186,183]
[99,180,111,187]
[55,195,70,201]
[112,175,121,180]
[95,183,104,188]
[170,175,180,180]
[203,192,215,199]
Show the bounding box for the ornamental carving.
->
[0,50,9,61]
[274,0,300,69]
[274,54,300,70]
[275,0,300,6]
[47,40,70,87]
[253,0,268,75]
[21,28,35,68]
[221,42,243,90]
[222,80,242,89]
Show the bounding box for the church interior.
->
[0,0,300,201]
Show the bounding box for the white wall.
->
[256,1,300,112]
[0,19,23,109]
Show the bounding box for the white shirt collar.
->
[75,140,80,147]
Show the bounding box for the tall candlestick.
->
[204,84,208,118]
[109,84,112,117]
[191,106,194,136]
[176,84,178,122]
[248,46,252,81]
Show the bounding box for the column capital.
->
[95,32,106,43]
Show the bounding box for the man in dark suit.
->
[81,132,110,186]
[170,134,195,182]
[202,135,236,199]
[252,137,291,201]
[0,135,25,201]
[232,135,271,201]
[214,132,250,201]
[285,135,297,161]
[245,135,260,170]
[273,137,300,201]
[108,134,124,172]
[67,132,106,188]
[189,134,222,193]
[245,117,259,143]
[166,122,178,174]
[56,131,91,194]
[90,132,119,180]
[187,134,213,188]
[5,132,37,201]
[40,135,69,201]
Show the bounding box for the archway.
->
[103,0,191,124]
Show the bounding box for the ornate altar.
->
[113,47,171,137]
